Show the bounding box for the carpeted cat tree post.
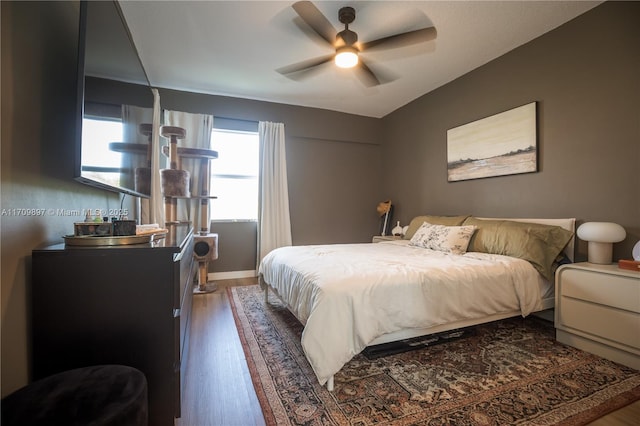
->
[192,148,219,294]
[160,125,190,225]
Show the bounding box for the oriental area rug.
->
[228,285,640,425]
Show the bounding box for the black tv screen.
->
[74,0,154,198]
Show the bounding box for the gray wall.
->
[380,1,640,262]
[1,1,122,396]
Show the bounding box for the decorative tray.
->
[63,233,162,247]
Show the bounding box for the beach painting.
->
[447,102,537,182]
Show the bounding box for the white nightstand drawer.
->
[559,268,640,313]
[559,297,640,350]
[555,263,640,369]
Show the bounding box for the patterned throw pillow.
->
[409,222,477,255]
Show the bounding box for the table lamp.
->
[576,222,626,264]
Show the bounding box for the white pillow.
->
[409,222,477,255]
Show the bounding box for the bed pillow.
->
[409,222,477,255]
[462,217,574,281]
[403,215,470,239]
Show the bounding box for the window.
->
[81,117,123,168]
[209,128,259,221]
[81,117,124,187]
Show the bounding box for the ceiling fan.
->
[277,1,437,87]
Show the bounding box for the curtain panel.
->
[257,121,292,270]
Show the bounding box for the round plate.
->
[63,234,153,247]
[633,240,640,261]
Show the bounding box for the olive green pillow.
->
[403,215,470,240]
[462,217,574,281]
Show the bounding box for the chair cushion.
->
[1,365,148,426]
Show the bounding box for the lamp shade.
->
[577,222,626,264]
[577,222,626,243]
[335,46,358,68]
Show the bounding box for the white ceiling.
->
[118,1,601,118]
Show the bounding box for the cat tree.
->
[160,125,219,294]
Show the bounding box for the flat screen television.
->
[74,0,155,198]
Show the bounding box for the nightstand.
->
[372,235,402,243]
[555,262,640,370]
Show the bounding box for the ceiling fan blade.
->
[276,54,335,76]
[355,59,380,87]
[292,1,336,46]
[360,27,437,51]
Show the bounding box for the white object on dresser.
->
[555,262,640,370]
[633,240,640,261]
[372,235,402,243]
[576,222,626,264]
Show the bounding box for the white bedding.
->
[258,239,550,386]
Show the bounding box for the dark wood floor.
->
[177,278,265,426]
[177,278,639,426]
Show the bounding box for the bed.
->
[258,216,575,391]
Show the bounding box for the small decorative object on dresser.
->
[633,240,640,261]
[621,240,640,270]
[391,221,403,236]
[576,221,626,264]
[555,262,640,370]
[619,259,640,272]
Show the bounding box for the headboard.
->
[479,217,576,262]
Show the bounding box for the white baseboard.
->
[209,270,257,281]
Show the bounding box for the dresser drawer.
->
[179,260,195,359]
[177,235,195,308]
[558,268,640,313]
[559,296,640,349]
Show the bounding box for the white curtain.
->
[163,110,214,232]
[149,88,164,227]
[257,121,292,270]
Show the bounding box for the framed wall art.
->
[447,102,537,182]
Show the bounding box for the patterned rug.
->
[228,285,640,425]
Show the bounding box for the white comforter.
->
[258,240,547,386]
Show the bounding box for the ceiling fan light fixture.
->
[335,46,358,68]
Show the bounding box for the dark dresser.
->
[31,225,195,426]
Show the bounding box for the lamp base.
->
[587,241,613,264]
